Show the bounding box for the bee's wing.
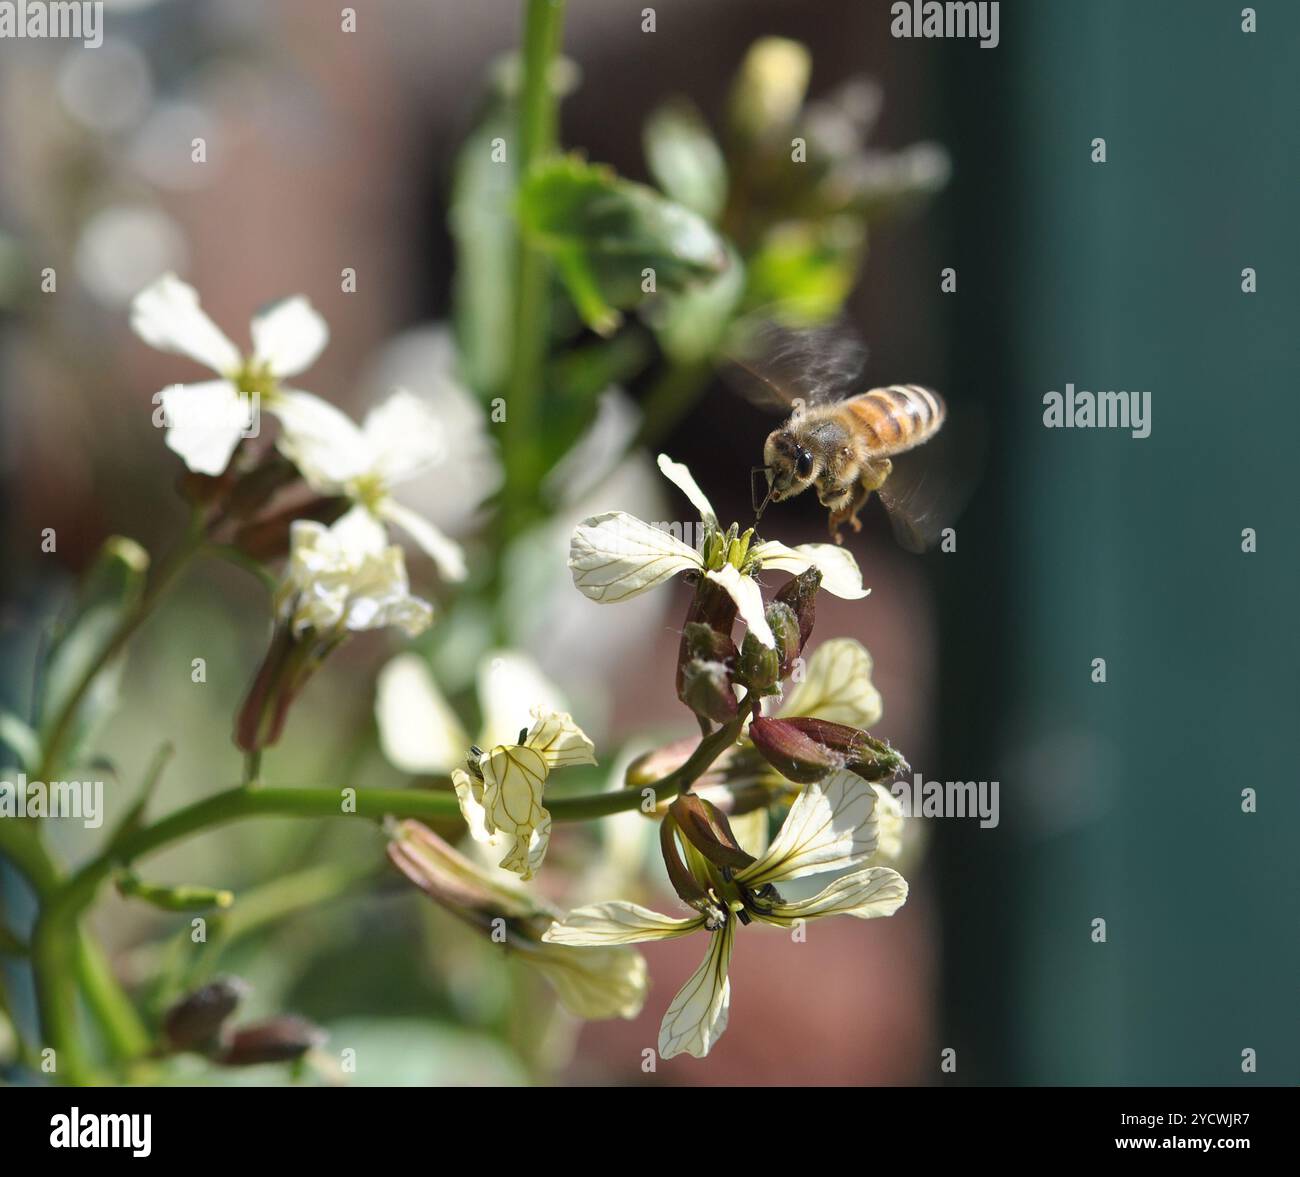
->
[722,316,868,413]
[876,402,986,553]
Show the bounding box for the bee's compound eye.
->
[795,449,814,479]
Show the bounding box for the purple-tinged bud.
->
[659,815,714,912]
[234,626,319,753]
[217,1015,326,1066]
[749,716,907,783]
[772,569,820,662]
[624,738,697,789]
[676,577,739,702]
[669,794,757,872]
[162,976,250,1053]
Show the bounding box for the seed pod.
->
[162,976,250,1053]
[217,1015,326,1066]
[750,716,907,783]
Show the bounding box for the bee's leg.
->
[818,485,853,544]
[832,461,893,543]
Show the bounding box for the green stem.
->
[496,0,568,606]
[37,518,204,782]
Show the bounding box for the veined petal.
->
[159,380,250,475]
[526,942,649,1020]
[753,866,908,925]
[750,539,869,599]
[480,744,550,880]
[274,390,369,491]
[525,708,596,772]
[477,650,569,750]
[361,388,447,484]
[658,920,734,1060]
[871,783,906,863]
[542,901,705,946]
[778,637,882,729]
[131,273,241,375]
[656,453,718,529]
[250,294,328,378]
[375,654,470,775]
[451,767,494,845]
[379,498,468,583]
[705,564,774,648]
[738,769,878,886]
[569,511,702,603]
[728,808,771,860]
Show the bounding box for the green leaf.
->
[0,712,39,772]
[644,99,727,223]
[518,155,729,335]
[644,241,745,363]
[745,217,865,324]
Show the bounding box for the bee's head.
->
[762,427,818,505]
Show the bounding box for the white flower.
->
[276,387,467,583]
[132,272,340,477]
[543,770,908,1059]
[276,509,433,638]
[375,650,593,881]
[389,820,647,1021]
[777,636,882,729]
[569,454,868,648]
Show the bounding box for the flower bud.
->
[749,716,907,783]
[234,626,319,753]
[217,1015,326,1066]
[162,976,250,1053]
[669,794,756,872]
[676,578,739,705]
[679,658,739,725]
[772,568,820,662]
[737,630,781,695]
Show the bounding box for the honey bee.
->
[730,321,966,550]
[760,384,946,544]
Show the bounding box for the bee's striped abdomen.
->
[844,384,945,455]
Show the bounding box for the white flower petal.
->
[727,808,770,860]
[778,637,882,729]
[656,453,718,529]
[569,511,702,603]
[543,901,704,946]
[375,654,470,776]
[451,767,495,845]
[738,769,879,887]
[273,389,369,491]
[527,942,649,1020]
[525,709,596,772]
[477,651,569,750]
[131,273,241,375]
[658,921,734,1060]
[158,380,249,475]
[871,783,906,863]
[750,539,869,600]
[378,498,467,582]
[361,388,447,484]
[250,294,328,378]
[705,564,774,648]
[480,744,551,880]
[329,504,389,557]
[754,866,908,925]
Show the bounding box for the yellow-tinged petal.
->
[705,564,774,647]
[871,783,906,863]
[451,768,494,846]
[727,808,771,860]
[658,921,735,1060]
[526,942,649,1020]
[753,866,908,925]
[481,744,550,880]
[569,511,702,603]
[477,649,569,750]
[656,453,718,529]
[750,539,869,599]
[778,637,882,729]
[738,769,878,886]
[525,708,596,771]
[543,901,705,946]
